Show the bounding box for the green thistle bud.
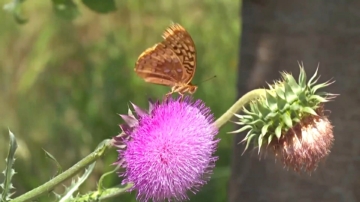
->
[231,64,337,172]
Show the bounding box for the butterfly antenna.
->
[196,75,217,85]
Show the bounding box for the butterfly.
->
[134,23,197,99]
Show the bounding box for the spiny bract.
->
[231,64,336,154]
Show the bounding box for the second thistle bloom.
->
[232,65,336,172]
[113,96,219,202]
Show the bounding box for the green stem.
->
[98,183,134,200]
[215,89,267,128]
[12,139,113,202]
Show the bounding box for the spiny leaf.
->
[59,162,96,202]
[1,130,18,202]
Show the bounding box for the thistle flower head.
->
[113,96,219,201]
[231,64,336,172]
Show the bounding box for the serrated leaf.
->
[43,149,63,176]
[1,130,18,202]
[59,162,96,202]
[52,0,80,21]
[82,0,116,13]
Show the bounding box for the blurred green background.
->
[0,0,240,201]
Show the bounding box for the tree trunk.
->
[229,1,360,201]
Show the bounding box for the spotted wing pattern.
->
[134,24,197,88]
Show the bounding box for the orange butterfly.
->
[134,23,197,98]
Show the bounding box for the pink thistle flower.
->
[113,96,219,202]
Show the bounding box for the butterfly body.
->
[135,23,198,98]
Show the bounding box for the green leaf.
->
[302,106,318,116]
[59,162,96,201]
[284,81,298,103]
[308,67,320,87]
[311,82,332,94]
[282,112,293,128]
[241,130,253,143]
[275,124,282,139]
[265,91,277,111]
[3,0,28,24]
[261,124,270,137]
[309,94,328,103]
[82,0,116,13]
[43,149,63,177]
[276,94,287,111]
[298,62,307,88]
[52,0,80,21]
[257,101,271,118]
[244,133,256,151]
[268,134,274,145]
[228,125,253,134]
[1,130,18,201]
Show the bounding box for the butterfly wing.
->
[162,24,197,84]
[135,43,186,87]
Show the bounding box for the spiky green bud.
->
[231,64,336,172]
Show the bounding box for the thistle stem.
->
[12,139,112,202]
[215,89,267,128]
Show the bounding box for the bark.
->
[229,1,360,201]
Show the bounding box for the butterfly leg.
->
[178,92,185,102]
[164,88,175,102]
